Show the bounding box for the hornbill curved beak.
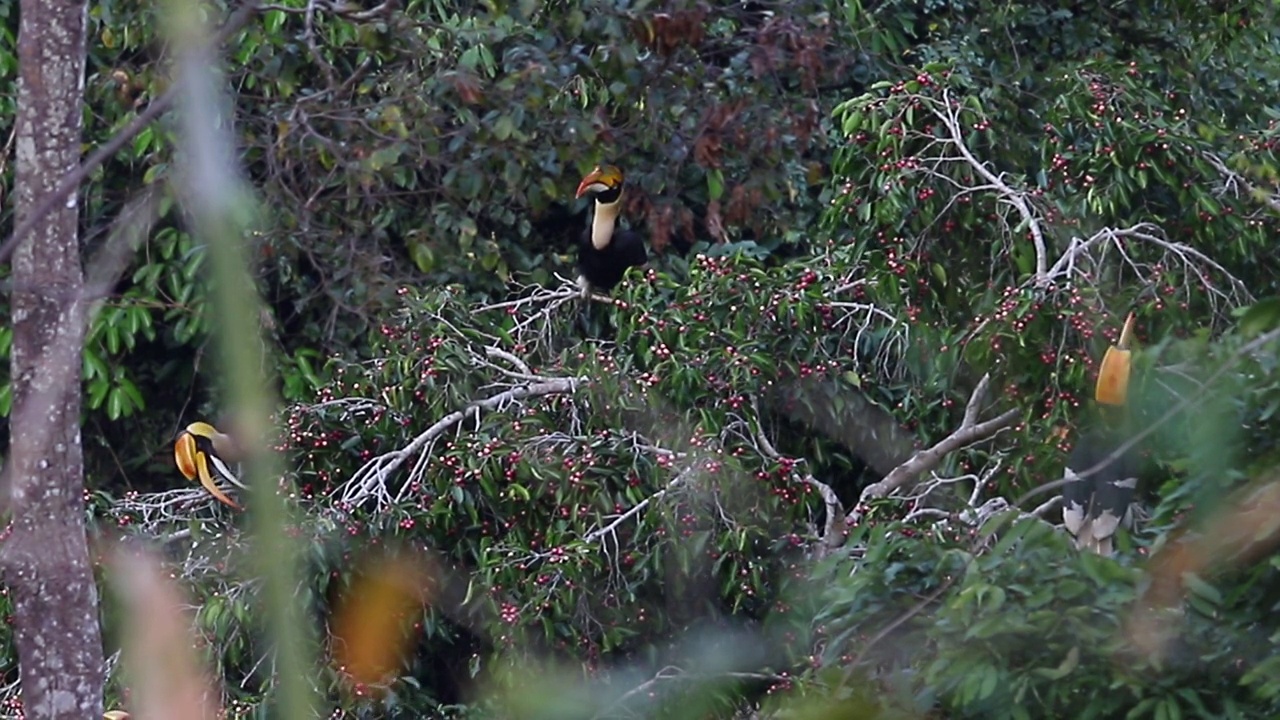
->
[575,165,624,198]
[174,421,245,510]
[1095,312,1135,407]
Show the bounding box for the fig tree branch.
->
[334,376,587,507]
[847,372,1020,527]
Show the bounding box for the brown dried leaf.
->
[693,132,722,168]
[625,187,652,222]
[678,206,696,243]
[448,71,484,106]
[725,183,754,226]
[648,204,673,253]
[748,46,772,78]
[705,200,726,243]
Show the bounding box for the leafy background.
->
[2,0,1280,717]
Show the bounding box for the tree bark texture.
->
[4,0,106,716]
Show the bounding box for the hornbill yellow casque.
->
[174,421,246,510]
[574,164,648,295]
[1061,313,1140,556]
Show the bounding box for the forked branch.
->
[846,373,1020,527]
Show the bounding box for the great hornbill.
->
[1061,313,1140,556]
[174,421,246,510]
[574,164,648,295]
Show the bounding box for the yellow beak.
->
[174,430,242,511]
[1095,312,1135,407]
[575,165,622,198]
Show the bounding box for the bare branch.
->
[1043,221,1252,319]
[929,89,1049,284]
[847,373,1020,527]
[1201,150,1280,214]
[260,0,397,21]
[582,466,694,545]
[333,376,586,508]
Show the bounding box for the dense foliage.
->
[1,0,1280,717]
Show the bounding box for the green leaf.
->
[1181,572,1222,606]
[1237,296,1280,337]
[409,241,435,274]
[707,168,725,202]
[493,115,516,141]
[1034,646,1080,680]
[118,377,145,412]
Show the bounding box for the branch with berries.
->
[1043,221,1252,322]
[333,375,587,509]
[743,408,846,558]
[925,88,1052,286]
[875,86,1250,317]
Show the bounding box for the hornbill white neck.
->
[590,193,622,250]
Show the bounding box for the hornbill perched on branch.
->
[574,164,648,296]
[174,421,245,510]
[1062,313,1140,556]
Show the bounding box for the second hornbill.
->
[574,164,648,296]
[174,421,246,510]
[1061,313,1141,556]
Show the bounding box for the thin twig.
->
[334,377,586,507]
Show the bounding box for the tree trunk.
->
[3,0,106,716]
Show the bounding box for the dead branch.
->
[333,376,586,508]
[929,89,1050,285]
[847,373,1020,527]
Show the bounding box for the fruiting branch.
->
[1044,221,1252,318]
[746,407,846,556]
[929,89,1051,286]
[582,465,695,546]
[1201,150,1280,215]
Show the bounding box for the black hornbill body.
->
[1061,313,1139,556]
[574,164,648,294]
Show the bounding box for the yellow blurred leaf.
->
[332,552,436,688]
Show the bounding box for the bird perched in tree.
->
[174,421,245,510]
[1061,313,1140,556]
[574,164,648,296]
